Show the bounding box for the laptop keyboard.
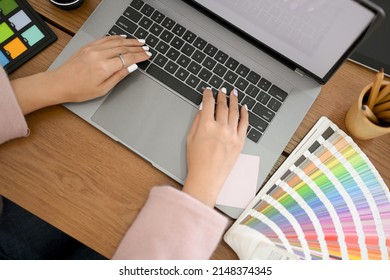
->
[107,0,289,143]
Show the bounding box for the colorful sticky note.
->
[22,25,45,46]
[4,37,27,59]
[0,51,9,66]
[9,10,31,31]
[0,0,19,16]
[0,22,14,44]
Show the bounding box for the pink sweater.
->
[0,67,228,259]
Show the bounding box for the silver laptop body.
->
[50,0,384,218]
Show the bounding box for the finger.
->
[187,112,201,140]
[215,88,229,124]
[200,88,216,121]
[89,36,146,50]
[99,64,139,94]
[237,105,249,140]
[228,88,240,130]
[104,45,151,59]
[109,51,152,71]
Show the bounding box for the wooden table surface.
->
[1,0,389,259]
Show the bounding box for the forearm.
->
[11,71,66,115]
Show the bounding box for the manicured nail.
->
[221,87,227,94]
[244,104,248,111]
[138,39,146,44]
[146,51,152,57]
[142,46,150,51]
[199,102,203,111]
[127,64,138,73]
[233,88,238,97]
[120,34,127,38]
[206,87,212,90]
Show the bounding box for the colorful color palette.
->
[225,117,390,260]
[0,0,57,73]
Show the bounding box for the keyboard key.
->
[186,74,201,88]
[183,30,196,43]
[130,0,144,10]
[235,77,249,91]
[175,67,190,81]
[253,103,275,122]
[150,23,163,36]
[204,43,218,57]
[140,4,155,16]
[197,81,209,93]
[139,16,153,29]
[214,50,228,64]
[191,50,206,63]
[209,75,223,89]
[249,113,268,133]
[160,30,174,43]
[224,70,238,84]
[242,96,256,110]
[246,84,260,98]
[237,64,250,77]
[154,54,168,67]
[198,68,212,82]
[155,41,169,54]
[151,10,165,23]
[166,47,180,61]
[193,37,207,50]
[225,57,239,70]
[164,60,179,74]
[213,64,227,77]
[147,64,202,105]
[172,24,186,36]
[170,36,185,50]
[134,27,149,39]
[247,128,262,143]
[258,78,272,91]
[187,61,202,75]
[256,90,271,104]
[247,71,261,84]
[202,57,216,70]
[268,85,288,102]
[162,17,175,30]
[109,25,131,37]
[177,54,191,67]
[267,98,282,112]
[146,34,159,47]
[182,43,195,56]
[124,7,143,23]
[116,16,138,34]
[138,60,150,70]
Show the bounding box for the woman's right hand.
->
[183,88,249,207]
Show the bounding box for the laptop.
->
[50,0,384,218]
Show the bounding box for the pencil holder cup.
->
[345,81,390,140]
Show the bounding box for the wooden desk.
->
[1,0,389,259]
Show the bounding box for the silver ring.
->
[118,53,126,68]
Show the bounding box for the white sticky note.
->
[216,153,260,209]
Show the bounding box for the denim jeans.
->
[0,197,106,260]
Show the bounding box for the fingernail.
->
[120,34,127,38]
[233,88,238,97]
[138,39,146,44]
[221,87,227,94]
[244,104,248,111]
[146,51,152,57]
[142,46,150,51]
[127,64,138,73]
[199,102,203,111]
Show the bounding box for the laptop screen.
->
[191,0,377,83]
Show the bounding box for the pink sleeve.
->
[112,186,228,259]
[0,67,28,144]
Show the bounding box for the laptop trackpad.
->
[91,70,197,182]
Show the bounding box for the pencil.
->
[376,110,390,123]
[373,101,390,114]
[367,68,384,110]
[361,105,380,125]
[375,83,390,104]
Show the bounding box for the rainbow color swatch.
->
[225,117,390,260]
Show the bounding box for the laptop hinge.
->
[294,68,305,77]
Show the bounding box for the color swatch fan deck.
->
[224,117,390,260]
